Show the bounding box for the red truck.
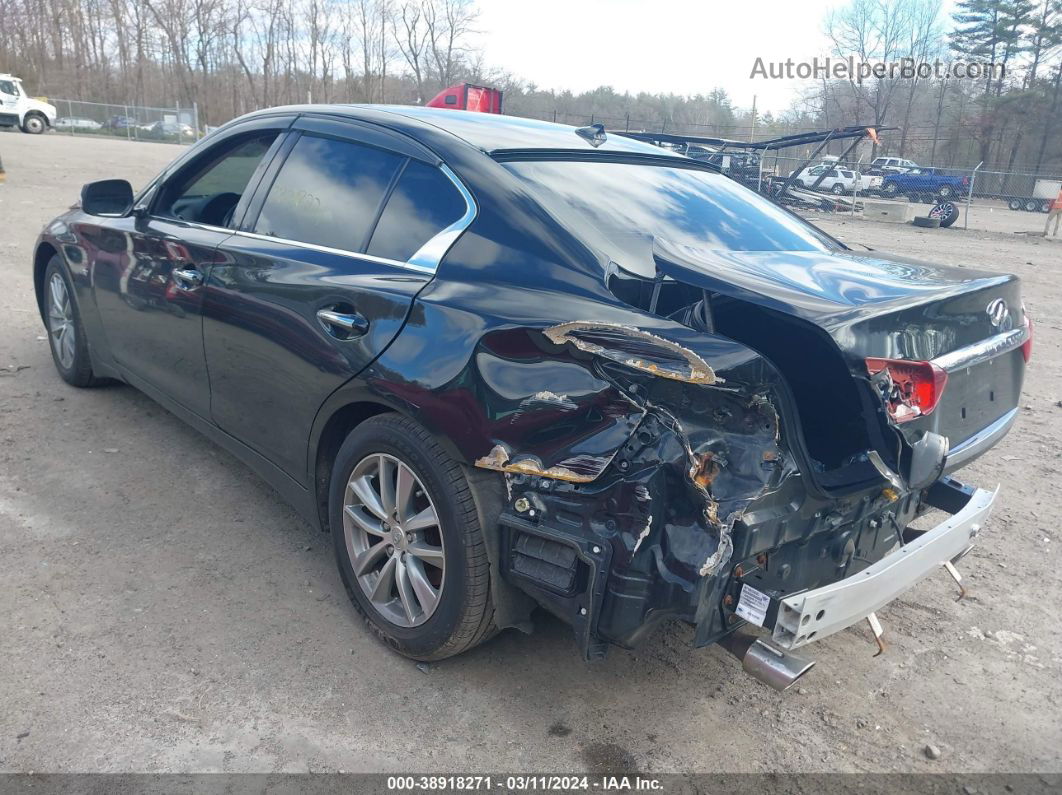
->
[426,83,503,113]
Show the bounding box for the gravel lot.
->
[1,130,1060,775]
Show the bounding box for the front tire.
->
[329,414,496,660]
[22,113,47,134]
[43,258,104,387]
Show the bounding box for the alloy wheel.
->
[48,273,76,370]
[343,453,445,627]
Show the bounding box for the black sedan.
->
[33,106,1031,689]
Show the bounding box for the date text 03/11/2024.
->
[386,775,664,791]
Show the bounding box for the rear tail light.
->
[962,176,970,186]
[865,357,949,423]
[1022,310,1033,363]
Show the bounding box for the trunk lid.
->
[653,240,1027,482]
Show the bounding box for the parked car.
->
[33,107,1031,689]
[0,73,56,134]
[105,115,140,130]
[880,167,970,199]
[54,117,104,131]
[144,120,195,138]
[870,156,919,175]
[791,164,879,194]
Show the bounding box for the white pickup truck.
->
[0,75,57,134]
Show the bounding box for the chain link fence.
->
[51,99,200,144]
[513,104,1062,221]
[756,154,1061,220]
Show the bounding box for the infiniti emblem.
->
[986,298,1010,330]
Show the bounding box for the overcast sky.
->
[475,0,873,115]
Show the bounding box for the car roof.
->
[245,104,679,158]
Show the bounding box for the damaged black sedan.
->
[33,107,1031,689]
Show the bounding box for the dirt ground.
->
[1,130,1060,775]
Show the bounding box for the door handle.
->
[173,267,205,289]
[317,308,369,338]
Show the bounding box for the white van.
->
[0,75,57,134]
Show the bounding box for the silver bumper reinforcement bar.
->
[772,480,997,651]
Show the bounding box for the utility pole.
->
[750,94,757,142]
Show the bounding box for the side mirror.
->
[81,179,134,216]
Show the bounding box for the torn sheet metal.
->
[543,321,720,385]
[474,444,612,483]
[463,329,646,484]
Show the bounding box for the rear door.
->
[203,115,473,478]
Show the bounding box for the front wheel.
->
[22,113,47,134]
[43,258,105,387]
[831,184,846,195]
[329,414,496,660]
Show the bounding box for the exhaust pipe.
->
[719,631,816,692]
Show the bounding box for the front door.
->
[204,117,472,478]
[91,124,288,417]
[0,77,20,124]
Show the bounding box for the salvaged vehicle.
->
[881,167,970,199]
[33,107,1031,690]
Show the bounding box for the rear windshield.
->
[501,159,838,277]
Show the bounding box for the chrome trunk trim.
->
[932,326,1028,373]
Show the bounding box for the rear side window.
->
[255,134,403,253]
[502,159,838,278]
[367,160,466,261]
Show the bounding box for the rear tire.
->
[1008,198,1023,211]
[43,258,105,387]
[329,414,496,661]
[882,182,899,196]
[1025,199,1040,212]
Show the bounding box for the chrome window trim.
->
[405,163,478,272]
[229,162,476,276]
[230,229,436,274]
[931,325,1028,373]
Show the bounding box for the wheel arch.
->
[22,109,49,131]
[312,400,396,533]
[310,392,474,525]
[33,242,60,320]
